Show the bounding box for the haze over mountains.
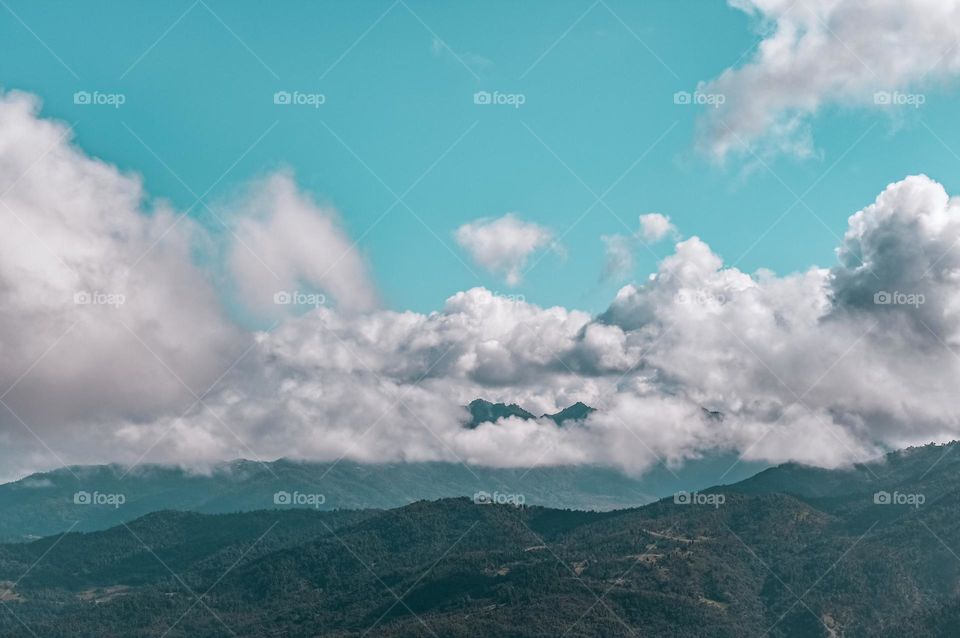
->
[0,441,957,637]
[0,457,763,542]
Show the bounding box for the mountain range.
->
[0,454,764,542]
[0,442,958,636]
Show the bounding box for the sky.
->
[4,0,960,315]
[4,0,960,480]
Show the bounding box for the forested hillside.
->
[0,443,957,636]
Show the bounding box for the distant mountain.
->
[465,398,536,427]
[1,441,958,637]
[542,401,595,424]
[466,398,596,427]
[726,442,956,499]
[0,455,765,541]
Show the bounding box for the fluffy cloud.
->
[5,89,960,481]
[0,91,374,478]
[593,175,960,465]
[700,0,960,158]
[0,90,243,463]
[226,172,378,317]
[185,174,960,474]
[454,213,554,285]
[638,213,676,243]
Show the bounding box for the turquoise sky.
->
[3,0,960,314]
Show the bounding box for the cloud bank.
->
[3,90,960,480]
[700,0,960,158]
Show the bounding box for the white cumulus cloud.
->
[112,174,960,475]
[455,213,554,285]
[0,90,243,448]
[700,0,960,159]
[638,213,677,243]
[226,171,379,317]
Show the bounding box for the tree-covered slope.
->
[0,443,958,636]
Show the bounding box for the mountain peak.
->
[542,402,596,425]
[465,399,536,428]
[465,399,597,428]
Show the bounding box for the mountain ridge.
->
[0,455,766,541]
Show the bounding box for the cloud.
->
[225,172,379,317]
[0,91,375,479]
[601,214,678,281]
[700,0,960,158]
[601,234,635,281]
[201,173,960,474]
[592,174,960,465]
[638,213,677,243]
[6,89,960,480]
[0,90,243,450]
[455,213,555,285]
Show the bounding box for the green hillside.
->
[0,443,957,636]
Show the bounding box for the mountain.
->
[0,455,766,541]
[0,441,958,636]
[542,401,596,424]
[465,398,536,427]
[466,399,596,427]
[726,442,956,499]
